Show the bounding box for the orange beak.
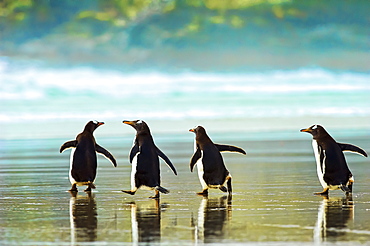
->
[123,120,135,126]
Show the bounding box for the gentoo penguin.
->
[300,124,367,195]
[60,121,117,192]
[122,120,177,199]
[189,126,246,195]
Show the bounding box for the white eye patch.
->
[312,125,318,130]
[137,120,143,124]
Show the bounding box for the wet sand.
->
[0,132,369,245]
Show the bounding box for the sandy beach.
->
[1,131,369,245]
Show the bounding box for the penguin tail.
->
[340,184,350,193]
[155,186,169,194]
[87,181,96,189]
[219,186,228,192]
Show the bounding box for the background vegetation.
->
[1,0,369,71]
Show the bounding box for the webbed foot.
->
[314,188,329,196]
[149,190,160,199]
[69,184,78,192]
[122,190,136,195]
[197,189,208,196]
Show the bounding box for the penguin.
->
[189,126,246,196]
[60,121,117,192]
[122,120,177,199]
[300,124,367,196]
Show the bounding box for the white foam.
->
[1,62,369,128]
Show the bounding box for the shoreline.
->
[2,116,369,141]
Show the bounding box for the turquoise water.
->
[1,58,369,139]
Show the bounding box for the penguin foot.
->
[197,189,208,196]
[69,184,78,192]
[314,191,328,196]
[314,188,329,196]
[84,187,92,192]
[149,190,160,199]
[122,190,136,195]
[219,186,227,192]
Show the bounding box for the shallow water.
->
[1,133,370,245]
[1,63,370,140]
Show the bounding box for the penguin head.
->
[123,120,150,135]
[300,124,328,139]
[84,120,104,133]
[189,125,206,135]
[189,126,209,141]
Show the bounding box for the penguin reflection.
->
[195,195,232,243]
[69,192,97,243]
[314,195,354,242]
[130,199,161,244]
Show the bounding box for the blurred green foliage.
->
[0,0,369,69]
[1,0,368,42]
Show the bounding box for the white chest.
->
[312,140,327,188]
[130,152,139,190]
[69,148,76,184]
[194,140,207,189]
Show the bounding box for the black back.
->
[191,126,229,186]
[301,125,352,185]
[71,121,101,182]
[135,123,161,188]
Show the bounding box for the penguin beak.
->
[189,128,195,132]
[300,127,310,133]
[123,120,136,126]
[97,122,104,126]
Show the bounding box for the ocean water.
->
[1,58,369,139]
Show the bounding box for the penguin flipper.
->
[60,140,77,153]
[215,144,246,155]
[157,147,177,175]
[338,143,368,157]
[96,144,117,167]
[129,142,140,163]
[190,147,202,172]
